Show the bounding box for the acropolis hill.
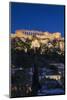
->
[11,29,64,52]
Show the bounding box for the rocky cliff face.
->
[10,30,64,56]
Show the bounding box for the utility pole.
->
[31,48,41,96]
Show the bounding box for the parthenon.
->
[11,29,62,40]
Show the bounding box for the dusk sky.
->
[10,2,65,36]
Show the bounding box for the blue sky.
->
[10,2,65,36]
